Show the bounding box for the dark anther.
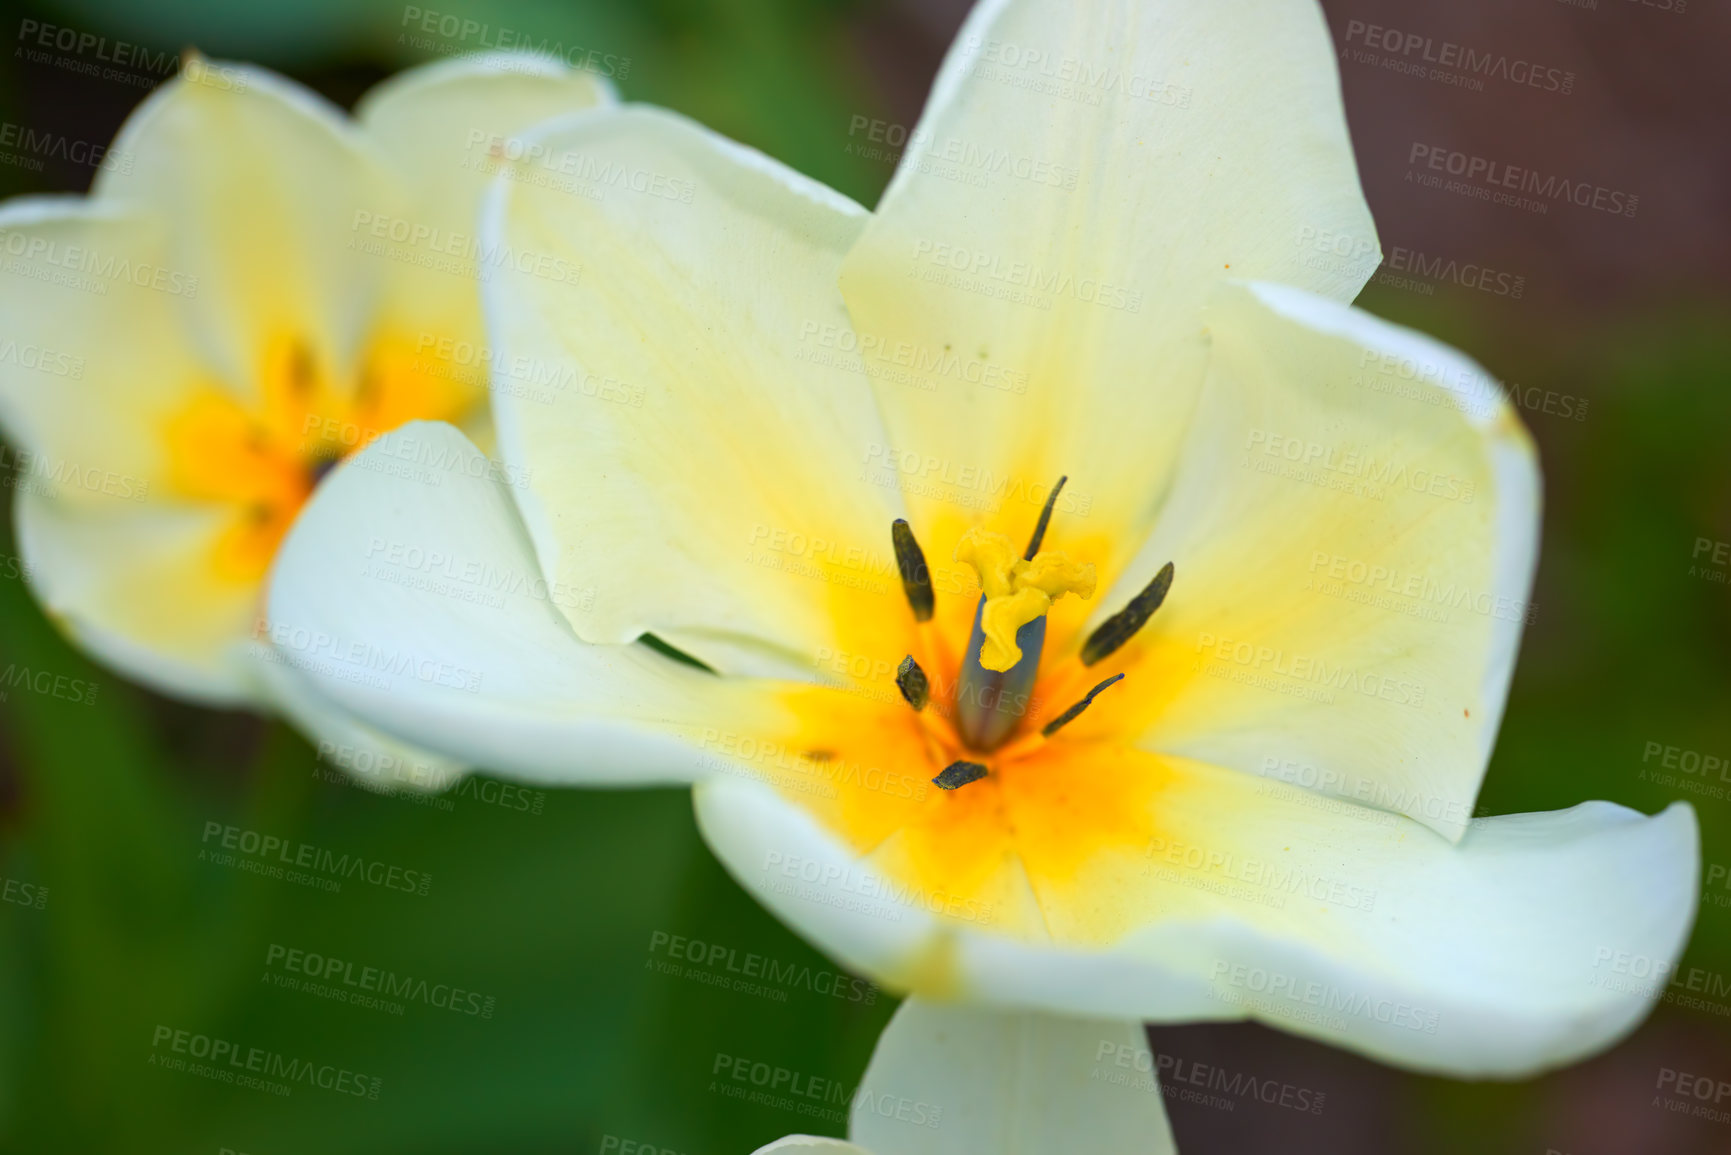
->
[1080,562,1174,666]
[891,519,935,622]
[896,655,930,711]
[1023,475,1068,560]
[933,760,988,791]
[1041,672,1126,737]
[307,449,342,485]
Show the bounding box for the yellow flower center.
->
[753,484,1182,953]
[162,332,476,582]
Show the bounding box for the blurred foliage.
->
[0,0,1728,1151]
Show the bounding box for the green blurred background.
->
[0,0,1727,1152]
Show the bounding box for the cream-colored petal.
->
[695,768,1698,1078]
[838,0,1378,572]
[0,198,252,698]
[15,488,257,704]
[851,998,1176,1154]
[481,105,904,677]
[357,50,614,233]
[355,51,614,348]
[96,59,399,400]
[1103,281,1538,840]
[266,421,791,784]
[0,197,204,495]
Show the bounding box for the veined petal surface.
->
[696,766,1697,1078]
[839,0,1379,577]
[267,421,789,785]
[482,105,904,678]
[1105,281,1540,839]
[850,997,1176,1154]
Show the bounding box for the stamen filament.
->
[1023,475,1068,560]
[1041,672,1125,737]
[1081,562,1175,666]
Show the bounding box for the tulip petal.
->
[97,61,400,401]
[1105,281,1539,840]
[850,997,1176,1154]
[354,52,614,347]
[481,105,905,678]
[695,768,1698,1078]
[838,0,1378,572]
[267,421,790,784]
[14,488,259,703]
[0,199,251,700]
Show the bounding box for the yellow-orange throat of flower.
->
[755,477,1179,945]
[163,334,475,582]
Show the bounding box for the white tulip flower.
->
[268,0,1698,1085]
[0,51,609,776]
